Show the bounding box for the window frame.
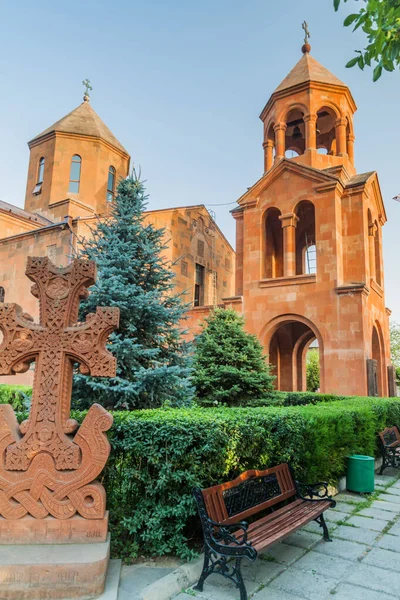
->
[68,154,82,194]
[33,157,45,195]
[106,165,116,202]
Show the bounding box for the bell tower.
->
[231,36,392,398]
[260,38,356,175]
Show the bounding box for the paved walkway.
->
[171,471,400,600]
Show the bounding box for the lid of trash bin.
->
[347,455,374,461]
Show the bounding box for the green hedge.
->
[102,397,400,559]
[3,385,400,559]
[0,385,31,410]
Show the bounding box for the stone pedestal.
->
[0,535,110,600]
[0,513,109,545]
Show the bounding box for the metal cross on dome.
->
[0,257,119,472]
[82,78,92,98]
[302,21,311,44]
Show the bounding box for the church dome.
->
[29,99,128,155]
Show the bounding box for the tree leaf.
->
[346,56,360,68]
[344,13,359,26]
[373,64,383,81]
[334,0,341,11]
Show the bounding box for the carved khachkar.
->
[0,257,119,522]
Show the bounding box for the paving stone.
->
[260,543,306,566]
[173,595,199,600]
[345,562,400,597]
[376,533,400,552]
[253,587,306,600]
[333,524,378,545]
[312,538,369,561]
[302,520,331,536]
[385,520,400,537]
[379,492,400,505]
[375,473,398,485]
[383,486,400,496]
[357,507,394,521]
[370,500,400,514]
[241,559,285,583]
[193,575,259,600]
[120,565,174,594]
[281,530,321,550]
[268,566,337,600]
[362,546,400,571]
[291,549,353,579]
[334,493,360,504]
[332,502,354,514]
[331,582,398,599]
[325,510,349,523]
[347,515,388,532]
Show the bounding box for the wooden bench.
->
[379,426,400,474]
[193,463,335,600]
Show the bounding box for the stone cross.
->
[0,257,119,472]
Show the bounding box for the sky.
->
[0,0,399,320]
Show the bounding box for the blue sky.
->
[0,0,399,320]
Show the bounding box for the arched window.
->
[295,201,316,275]
[68,155,82,194]
[0,286,4,303]
[33,157,45,194]
[107,166,116,202]
[264,207,283,279]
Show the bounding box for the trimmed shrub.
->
[102,397,399,559]
[0,385,31,410]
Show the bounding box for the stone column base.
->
[0,534,110,599]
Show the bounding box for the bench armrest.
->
[295,480,336,507]
[207,517,257,560]
[192,487,257,560]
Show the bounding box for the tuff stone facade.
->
[0,47,393,397]
[226,46,391,397]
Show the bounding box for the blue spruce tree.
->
[72,173,193,409]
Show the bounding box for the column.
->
[368,223,376,281]
[273,123,287,160]
[347,133,355,163]
[335,118,348,156]
[304,114,317,153]
[263,139,274,172]
[279,213,299,277]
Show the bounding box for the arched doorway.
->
[264,315,324,392]
[372,323,385,396]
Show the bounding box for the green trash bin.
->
[347,455,375,493]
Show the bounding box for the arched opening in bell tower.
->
[285,109,305,157]
[263,207,283,279]
[294,201,316,275]
[265,316,323,392]
[316,107,337,155]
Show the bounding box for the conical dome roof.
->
[274,52,347,94]
[29,100,128,154]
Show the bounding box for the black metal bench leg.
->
[380,459,386,475]
[317,513,332,542]
[234,558,247,600]
[193,549,210,592]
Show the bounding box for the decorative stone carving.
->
[0,257,119,523]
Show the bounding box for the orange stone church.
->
[0,44,393,397]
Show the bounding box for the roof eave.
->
[259,80,357,122]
